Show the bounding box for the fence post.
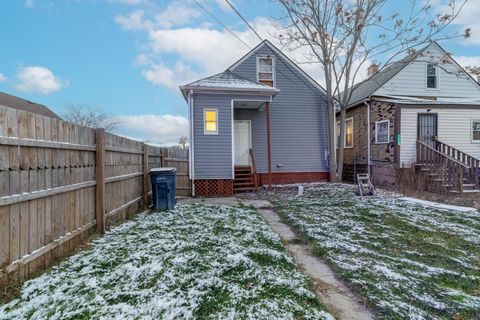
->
[459,165,464,194]
[161,147,167,168]
[142,143,149,209]
[95,129,106,234]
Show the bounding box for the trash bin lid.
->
[150,167,176,174]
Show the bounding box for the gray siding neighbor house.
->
[180,40,330,196]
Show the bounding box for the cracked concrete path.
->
[241,197,375,320]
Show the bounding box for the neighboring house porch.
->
[337,41,480,194]
[341,96,480,193]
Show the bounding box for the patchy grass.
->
[268,184,480,320]
[0,204,333,320]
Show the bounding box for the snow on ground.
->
[266,183,480,320]
[0,204,333,320]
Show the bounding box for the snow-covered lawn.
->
[0,204,333,320]
[268,184,480,320]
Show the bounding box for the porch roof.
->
[180,71,279,99]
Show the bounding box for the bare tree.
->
[63,104,118,131]
[178,136,188,149]
[277,0,469,181]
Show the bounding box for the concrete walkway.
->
[240,197,375,320]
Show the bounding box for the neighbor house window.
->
[472,120,480,142]
[375,120,390,144]
[257,55,274,87]
[204,109,218,134]
[427,63,438,89]
[337,118,353,148]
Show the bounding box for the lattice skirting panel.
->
[194,179,234,197]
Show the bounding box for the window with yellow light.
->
[204,109,218,134]
[336,118,353,148]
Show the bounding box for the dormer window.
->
[427,63,438,89]
[257,55,274,87]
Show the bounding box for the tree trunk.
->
[337,107,346,181]
[327,99,337,182]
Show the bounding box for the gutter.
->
[364,99,371,176]
[188,90,196,197]
[180,86,280,94]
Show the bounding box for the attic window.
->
[427,63,438,89]
[257,56,274,87]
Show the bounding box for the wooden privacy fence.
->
[0,105,190,284]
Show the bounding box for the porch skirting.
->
[194,179,234,197]
[258,172,329,185]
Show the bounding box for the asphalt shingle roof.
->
[0,91,61,119]
[182,70,278,92]
[345,54,415,107]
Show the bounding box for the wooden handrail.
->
[435,139,480,168]
[416,140,472,192]
[417,141,468,168]
[249,148,258,191]
[434,139,480,189]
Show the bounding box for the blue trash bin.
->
[149,168,176,210]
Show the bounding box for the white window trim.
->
[256,55,275,86]
[375,120,390,144]
[471,119,480,143]
[336,117,353,149]
[426,62,440,90]
[203,108,218,135]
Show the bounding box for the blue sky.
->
[1,0,479,144]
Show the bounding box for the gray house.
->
[180,40,329,196]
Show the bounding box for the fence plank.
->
[0,206,9,268]
[95,129,105,234]
[142,143,148,209]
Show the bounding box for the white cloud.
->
[135,53,150,66]
[25,0,34,8]
[455,56,480,78]
[115,3,200,31]
[431,0,480,44]
[115,9,151,30]
[117,6,349,90]
[154,3,201,29]
[0,73,7,83]
[15,66,67,94]
[143,17,331,86]
[141,61,199,89]
[115,114,188,145]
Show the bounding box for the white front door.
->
[234,120,251,166]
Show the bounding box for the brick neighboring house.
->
[337,42,480,191]
[0,91,61,119]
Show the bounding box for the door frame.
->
[417,112,438,146]
[233,120,252,166]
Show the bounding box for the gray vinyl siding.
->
[231,46,329,173]
[192,93,271,179]
[193,94,232,179]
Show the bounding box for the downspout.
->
[364,99,371,176]
[189,90,196,197]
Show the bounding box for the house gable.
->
[374,42,480,99]
[229,40,330,174]
[229,40,327,96]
